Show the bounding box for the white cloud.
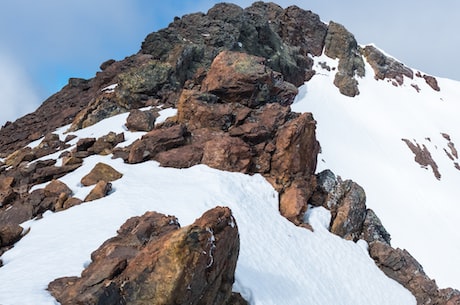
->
[0,51,40,125]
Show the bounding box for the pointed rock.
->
[80,162,123,186]
[84,181,112,202]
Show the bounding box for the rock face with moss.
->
[49,207,240,305]
[0,2,456,305]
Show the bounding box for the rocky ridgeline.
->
[0,2,457,305]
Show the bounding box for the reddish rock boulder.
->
[201,51,298,108]
[49,207,240,305]
[202,135,252,173]
[84,181,112,202]
[128,124,188,164]
[279,178,311,224]
[125,109,157,132]
[0,176,16,206]
[80,162,123,186]
[271,112,320,187]
[370,241,445,305]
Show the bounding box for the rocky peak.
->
[0,2,457,305]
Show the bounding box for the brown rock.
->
[61,155,83,166]
[324,22,365,97]
[271,112,320,187]
[4,147,36,167]
[44,179,73,197]
[61,197,84,211]
[84,181,112,202]
[75,137,96,152]
[156,144,204,168]
[201,51,298,108]
[279,179,311,224]
[0,176,16,205]
[80,162,123,186]
[125,109,157,131]
[0,202,33,226]
[49,207,239,305]
[202,135,252,173]
[32,163,82,185]
[34,133,68,159]
[363,45,413,85]
[402,138,441,180]
[128,124,188,164]
[369,241,442,305]
[0,224,23,247]
[88,132,125,155]
[423,74,440,91]
[177,89,245,131]
[329,180,367,241]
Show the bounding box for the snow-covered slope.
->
[0,111,416,305]
[292,51,460,289]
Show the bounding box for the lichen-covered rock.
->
[363,45,413,85]
[324,21,365,97]
[308,170,367,241]
[49,207,240,305]
[125,109,157,132]
[201,51,298,108]
[360,209,391,245]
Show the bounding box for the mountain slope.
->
[0,2,459,305]
[292,52,460,289]
[0,113,416,304]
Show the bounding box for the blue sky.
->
[1,0,459,125]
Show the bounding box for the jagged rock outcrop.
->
[0,2,457,304]
[324,22,365,97]
[125,50,319,195]
[309,170,460,305]
[363,45,413,86]
[370,241,460,305]
[49,206,240,305]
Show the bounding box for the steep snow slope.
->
[292,52,460,289]
[0,111,415,305]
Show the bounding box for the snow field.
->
[0,110,415,305]
[292,52,460,288]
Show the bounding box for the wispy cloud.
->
[0,50,40,126]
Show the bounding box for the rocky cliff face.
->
[0,2,457,305]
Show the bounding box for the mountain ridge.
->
[0,2,458,304]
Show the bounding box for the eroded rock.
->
[49,207,240,305]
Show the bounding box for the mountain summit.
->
[0,2,459,305]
